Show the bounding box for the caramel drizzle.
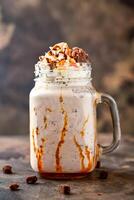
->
[55,95,68,172]
[32,128,45,172]
[32,129,36,153]
[35,127,39,135]
[73,135,85,171]
[80,115,89,137]
[78,111,92,170]
[73,136,94,172]
[44,116,48,129]
[84,146,93,171]
[44,107,52,129]
[46,107,52,112]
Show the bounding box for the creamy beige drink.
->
[30,42,121,178]
[30,85,100,173]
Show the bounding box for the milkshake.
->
[29,42,121,179]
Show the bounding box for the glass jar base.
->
[39,172,89,180]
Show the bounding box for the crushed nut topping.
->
[72,47,89,62]
[38,42,90,69]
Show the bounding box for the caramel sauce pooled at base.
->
[55,95,68,172]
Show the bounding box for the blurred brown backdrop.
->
[0,0,133,135]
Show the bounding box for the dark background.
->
[0,0,133,135]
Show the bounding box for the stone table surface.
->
[0,134,134,200]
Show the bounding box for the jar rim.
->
[34,62,92,81]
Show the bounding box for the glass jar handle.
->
[97,93,121,154]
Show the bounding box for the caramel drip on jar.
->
[80,116,89,137]
[46,107,52,112]
[55,95,68,172]
[59,95,63,103]
[73,135,85,171]
[32,128,45,173]
[44,107,52,128]
[32,129,36,153]
[84,146,93,171]
[44,116,48,129]
[37,143,44,172]
[35,127,39,135]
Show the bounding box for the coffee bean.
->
[97,193,103,196]
[121,79,134,90]
[58,184,71,195]
[99,170,108,179]
[3,165,12,174]
[127,94,134,106]
[26,176,38,184]
[9,184,19,191]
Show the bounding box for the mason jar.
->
[29,62,121,179]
